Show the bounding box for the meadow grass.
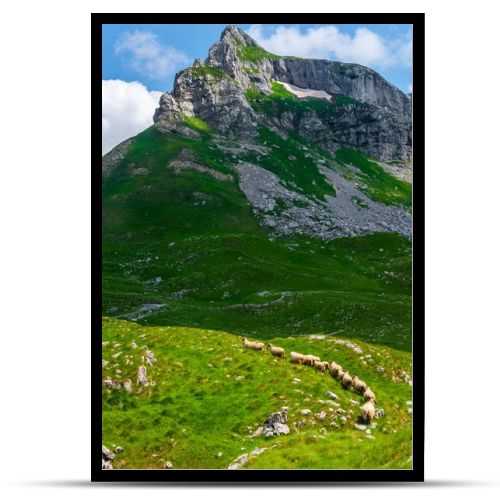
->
[102,318,412,470]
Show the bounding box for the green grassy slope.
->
[102,125,412,351]
[102,318,413,470]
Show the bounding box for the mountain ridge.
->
[152,25,411,161]
[101,26,412,347]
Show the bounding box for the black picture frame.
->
[93,12,425,483]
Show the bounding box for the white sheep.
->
[268,344,285,358]
[341,370,353,389]
[302,354,320,366]
[290,351,305,364]
[361,400,376,422]
[242,337,265,351]
[363,387,376,402]
[353,376,368,394]
[329,361,342,377]
[314,360,329,372]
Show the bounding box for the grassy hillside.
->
[102,126,412,351]
[102,318,413,470]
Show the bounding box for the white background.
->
[1,0,499,498]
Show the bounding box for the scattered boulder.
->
[354,424,367,431]
[375,408,385,419]
[165,461,174,469]
[102,359,108,368]
[137,366,149,386]
[102,445,115,469]
[376,366,385,372]
[115,446,124,454]
[123,379,133,393]
[326,391,338,400]
[102,458,113,469]
[263,409,290,437]
[103,378,121,390]
[316,411,327,421]
[300,409,312,416]
[102,445,115,461]
[145,350,156,365]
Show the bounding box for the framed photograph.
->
[95,13,424,482]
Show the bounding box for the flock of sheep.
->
[242,337,378,423]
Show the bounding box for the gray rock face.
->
[154,59,256,139]
[153,26,411,162]
[280,101,411,161]
[271,58,410,115]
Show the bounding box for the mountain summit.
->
[101,26,412,342]
[153,25,411,161]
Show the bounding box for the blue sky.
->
[102,24,412,154]
[103,23,413,93]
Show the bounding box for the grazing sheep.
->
[314,360,329,372]
[361,400,376,422]
[302,354,320,366]
[353,376,368,394]
[242,337,265,351]
[268,344,285,358]
[290,351,305,364]
[336,368,345,380]
[329,362,342,378]
[363,387,376,402]
[341,371,353,389]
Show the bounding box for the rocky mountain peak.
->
[153,26,412,161]
[219,25,260,47]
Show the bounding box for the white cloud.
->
[102,80,162,155]
[115,31,189,80]
[247,24,412,68]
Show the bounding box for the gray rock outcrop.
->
[153,26,411,161]
[102,445,115,469]
[263,408,290,437]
